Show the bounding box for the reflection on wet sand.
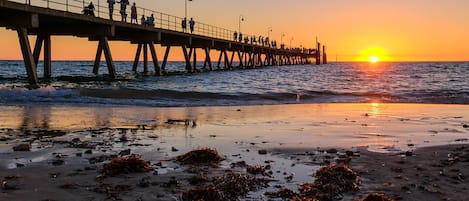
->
[0,103,468,152]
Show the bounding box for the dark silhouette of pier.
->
[0,0,326,85]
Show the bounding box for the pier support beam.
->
[16,27,38,85]
[203,47,212,71]
[149,42,160,76]
[132,44,142,72]
[132,42,160,75]
[182,45,192,72]
[143,43,148,74]
[32,34,52,79]
[192,47,197,72]
[93,36,116,78]
[216,50,223,69]
[316,42,321,65]
[43,35,51,78]
[237,50,243,68]
[322,45,327,64]
[161,46,171,74]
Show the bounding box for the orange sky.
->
[1,0,468,61]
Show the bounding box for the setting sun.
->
[369,56,379,63]
[357,46,392,62]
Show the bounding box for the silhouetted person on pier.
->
[233,32,238,41]
[130,2,137,24]
[141,15,146,26]
[107,0,115,20]
[239,33,243,43]
[189,18,195,34]
[119,0,129,22]
[83,2,95,16]
[147,14,155,26]
[181,18,187,32]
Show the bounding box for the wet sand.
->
[1,103,468,200]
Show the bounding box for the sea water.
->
[0,61,468,106]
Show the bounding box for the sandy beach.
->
[1,103,468,200]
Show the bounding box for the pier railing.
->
[13,0,256,43]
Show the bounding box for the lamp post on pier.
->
[281,32,285,46]
[238,15,244,34]
[185,0,192,21]
[267,27,272,38]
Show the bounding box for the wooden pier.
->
[0,0,324,85]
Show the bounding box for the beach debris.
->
[258,149,268,155]
[88,155,117,164]
[101,154,152,176]
[326,148,338,154]
[181,186,225,201]
[337,153,352,164]
[176,147,224,165]
[12,144,31,151]
[188,174,210,185]
[138,177,152,188]
[51,159,65,166]
[300,164,359,200]
[93,183,132,199]
[361,193,395,201]
[463,124,469,128]
[246,164,270,176]
[166,119,195,126]
[230,161,247,168]
[162,176,179,188]
[212,172,270,200]
[265,188,298,199]
[2,176,21,190]
[171,146,179,152]
[119,149,131,156]
[404,151,413,157]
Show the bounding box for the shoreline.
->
[1,103,468,200]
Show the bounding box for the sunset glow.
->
[369,56,379,63]
[0,0,468,61]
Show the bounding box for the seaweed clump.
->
[264,188,299,199]
[182,172,269,201]
[301,164,359,200]
[101,154,152,176]
[181,186,225,201]
[213,172,269,200]
[176,148,224,165]
[361,193,395,201]
[265,164,359,201]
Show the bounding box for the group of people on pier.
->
[82,1,300,50]
[181,18,196,33]
[84,1,197,31]
[233,32,279,48]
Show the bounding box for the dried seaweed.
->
[181,186,225,201]
[176,148,224,165]
[361,193,395,201]
[246,164,270,176]
[265,188,298,199]
[93,183,131,199]
[269,164,360,201]
[12,144,31,151]
[101,154,152,176]
[212,172,269,200]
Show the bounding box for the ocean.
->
[0,61,468,106]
